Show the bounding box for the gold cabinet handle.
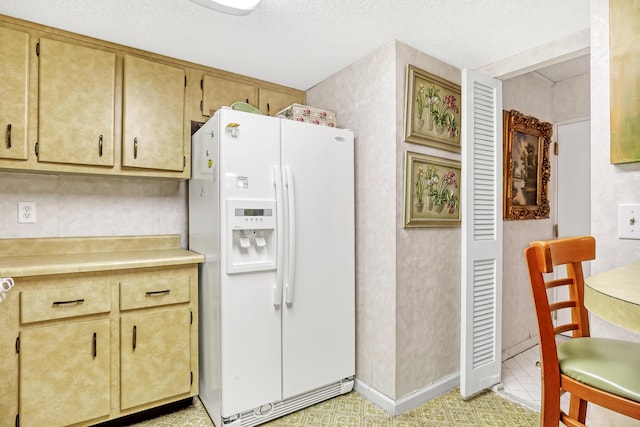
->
[134,137,138,159]
[6,124,11,149]
[98,134,103,157]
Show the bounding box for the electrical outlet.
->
[618,203,640,239]
[18,202,36,224]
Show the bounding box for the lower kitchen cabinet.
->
[19,319,111,427]
[0,235,203,427]
[120,307,192,410]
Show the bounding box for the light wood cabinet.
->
[38,37,116,166]
[201,74,257,118]
[10,266,198,426]
[0,26,29,160]
[19,319,111,427]
[119,267,194,409]
[122,55,186,172]
[120,307,192,409]
[258,87,305,117]
[0,14,305,178]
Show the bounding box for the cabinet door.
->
[20,319,111,427]
[122,55,185,172]
[201,75,257,117]
[258,88,304,116]
[38,38,116,166]
[120,307,191,409]
[0,26,29,160]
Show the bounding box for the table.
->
[584,261,640,334]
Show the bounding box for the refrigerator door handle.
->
[284,166,296,304]
[273,165,284,307]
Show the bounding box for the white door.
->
[556,120,591,240]
[280,120,355,399]
[218,110,283,416]
[460,69,503,398]
[554,120,591,330]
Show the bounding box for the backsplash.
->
[0,172,188,247]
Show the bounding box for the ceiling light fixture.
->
[188,0,262,15]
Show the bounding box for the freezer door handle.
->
[284,167,296,304]
[273,165,284,307]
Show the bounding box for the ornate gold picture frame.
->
[404,151,461,228]
[404,65,461,153]
[503,110,552,220]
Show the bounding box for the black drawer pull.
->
[7,123,11,149]
[145,289,171,297]
[52,298,85,306]
[132,325,137,350]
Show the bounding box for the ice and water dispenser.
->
[226,200,276,274]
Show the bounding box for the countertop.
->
[0,235,204,278]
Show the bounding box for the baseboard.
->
[501,336,538,361]
[354,372,460,416]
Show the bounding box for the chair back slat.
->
[549,300,577,313]
[554,323,579,336]
[545,278,574,289]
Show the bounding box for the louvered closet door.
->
[460,69,503,398]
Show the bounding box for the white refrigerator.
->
[189,108,355,427]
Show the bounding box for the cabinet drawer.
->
[120,269,190,310]
[21,282,111,324]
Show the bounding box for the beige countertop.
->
[0,235,204,278]
[585,261,640,333]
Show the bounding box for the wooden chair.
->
[524,236,640,426]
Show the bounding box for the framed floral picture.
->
[503,110,552,220]
[404,65,461,153]
[404,151,461,228]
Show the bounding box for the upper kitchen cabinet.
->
[0,26,29,161]
[200,74,257,118]
[122,55,186,172]
[0,14,304,179]
[258,87,305,117]
[38,38,116,167]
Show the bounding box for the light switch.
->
[618,203,640,239]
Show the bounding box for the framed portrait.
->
[404,151,461,228]
[503,110,552,220]
[404,65,461,153]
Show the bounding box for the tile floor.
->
[497,341,574,418]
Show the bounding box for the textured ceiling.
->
[0,0,590,90]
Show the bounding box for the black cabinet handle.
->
[92,332,97,358]
[52,299,85,306]
[134,137,138,159]
[98,134,103,157]
[132,325,137,350]
[145,289,171,297]
[6,124,11,149]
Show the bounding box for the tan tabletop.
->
[584,261,640,333]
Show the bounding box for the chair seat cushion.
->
[558,337,640,403]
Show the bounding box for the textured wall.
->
[552,73,590,122]
[307,41,398,398]
[0,172,188,247]
[394,43,461,398]
[588,1,640,424]
[307,40,463,401]
[501,73,554,353]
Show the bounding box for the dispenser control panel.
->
[226,200,276,274]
